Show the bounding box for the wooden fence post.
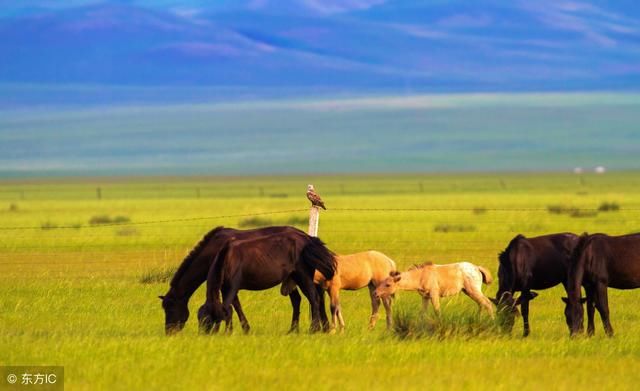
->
[308,206,320,237]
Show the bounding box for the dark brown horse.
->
[493,233,587,337]
[565,232,640,337]
[201,232,336,333]
[159,226,316,335]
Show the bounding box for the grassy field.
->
[1,172,640,390]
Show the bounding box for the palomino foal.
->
[374,262,495,318]
[314,250,397,331]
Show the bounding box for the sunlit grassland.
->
[1,172,640,390]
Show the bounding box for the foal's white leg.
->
[430,295,441,316]
[463,273,495,319]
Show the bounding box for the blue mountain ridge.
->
[1,0,640,92]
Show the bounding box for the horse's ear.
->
[580,297,587,304]
[390,271,400,277]
[561,297,569,304]
[158,295,165,300]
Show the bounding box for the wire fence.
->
[1,207,637,231]
[2,203,637,271]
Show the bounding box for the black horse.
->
[565,232,640,337]
[159,226,320,335]
[201,232,336,333]
[493,233,587,337]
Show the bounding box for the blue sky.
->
[1,0,640,92]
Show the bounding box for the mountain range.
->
[2,0,640,94]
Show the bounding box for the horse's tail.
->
[206,240,231,320]
[300,236,336,281]
[477,265,493,285]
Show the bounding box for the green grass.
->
[2,172,640,390]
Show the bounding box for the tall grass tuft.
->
[472,207,487,215]
[547,205,598,218]
[434,223,476,233]
[89,215,131,225]
[40,221,58,230]
[139,265,178,284]
[238,216,273,227]
[392,304,501,340]
[285,215,307,226]
[598,202,620,212]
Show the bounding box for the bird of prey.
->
[306,184,326,210]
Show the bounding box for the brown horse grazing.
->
[492,233,588,337]
[160,226,319,335]
[374,262,495,318]
[201,232,336,333]
[565,232,640,337]
[314,251,397,332]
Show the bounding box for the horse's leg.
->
[367,283,381,329]
[520,289,531,337]
[594,282,614,337]
[462,287,496,320]
[382,296,393,329]
[337,305,345,332]
[432,292,444,319]
[316,285,330,332]
[231,295,250,334]
[221,286,238,334]
[295,274,322,333]
[198,303,214,334]
[288,289,302,334]
[329,284,342,332]
[585,286,596,337]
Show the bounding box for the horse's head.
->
[490,291,538,332]
[561,296,586,336]
[374,271,402,299]
[159,295,189,335]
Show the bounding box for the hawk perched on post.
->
[306,184,326,210]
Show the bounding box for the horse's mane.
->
[408,261,434,271]
[496,234,528,295]
[170,226,226,287]
[569,232,591,267]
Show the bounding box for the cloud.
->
[247,0,269,10]
[519,0,640,48]
[301,0,386,15]
[436,13,493,29]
